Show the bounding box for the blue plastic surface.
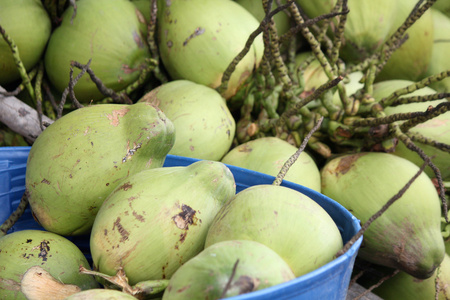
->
[0,146,362,300]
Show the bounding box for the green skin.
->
[162,240,296,300]
[0,0,51,84]
[0,230,99,300]
[425,9,450,93]
[139,80,236,161]
[372,80,450,180]
[26,103,175,236]
[372,254,450,300]
[294,0,399,62]
[376,0,434,82]
[44,0,150,102]
[90,160,236,286]
[156,0,264,99]
[205,184,343,278]
[433,0,450,18]
[221,136,322,192]
[65,289,138,300]
[320,152,445,279]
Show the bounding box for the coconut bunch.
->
[1,0,450,299]
[223,0,450,296]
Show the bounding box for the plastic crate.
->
[0,146,362,300]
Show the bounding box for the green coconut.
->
[90,160,236,285]
[162,240,295,299]
[321,152,445,279]
[372,253,450,300]
[424,9,450,93]
[26,103,175,236]
[205,184,343,277]
[44,0,150,102]
[0,230,99,300]
[294,0,399,62]
[221,137,321,192]
[139,80,236,160]
[0,0,51,85]
[372,79,450,180]
[376,0,434,82]
[157,0,264,99]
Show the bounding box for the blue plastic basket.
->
[0,146,362,300]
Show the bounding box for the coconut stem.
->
[379,70,450,107]
[57,59,91,118]
[20,265,81,300]
[355,269,400,300]
[69,60,129,104]
[34,61,46,132]
[337,161,428,257]
[79,266,169,298]
[0,68,38,97]
[389,92,450,106]
[278,76,343,123]
[392,123,448,221]
[0,25,35,102]
[216,1,293,97]
[329,0,347,67]
[408,132,450,153]
[148,0,168,83]
[220,259,240,299]
[0,190,29,237]
[273,116,324,186]
[400,102,450,133]
[346,109,438,128]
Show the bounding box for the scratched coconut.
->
[26,103,175,236]
[90,160,236,285]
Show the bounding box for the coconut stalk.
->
[0,25,35,101]
[79,266,169,299]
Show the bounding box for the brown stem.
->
[400,101,450,133]
[279,76,343,122]
[57,59,91,119]
[273,116,324,185]
[354,269,400,300]
[336,161,428,257]
[0,190,29,237]
[220,259,240,299]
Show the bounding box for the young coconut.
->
[321,152,445,279]
[371,253,450,299]
[372,80,450,180]
[162,240,296,300]
[221,137,321,192]
[0,0,51,85]
[26,103,175,236]
[156,0,264,99]
[139,80,236,161]
[44,0,151,102]
[424,9,450,93]
[0,230,99,300]
[204,184,343,277]
[90,160,236,285]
